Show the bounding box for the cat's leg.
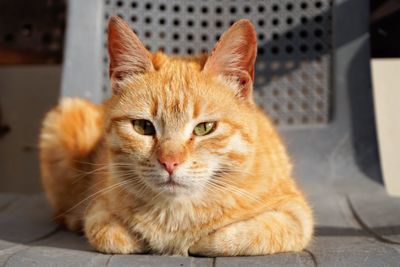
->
[189,200,313,256]
[84,200,146,254]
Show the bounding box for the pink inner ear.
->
[233,70,253,99]
[203,19,257,83]
[107,16,153,84]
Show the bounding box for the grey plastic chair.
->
[1,0,400,266]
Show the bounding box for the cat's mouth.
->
[156,178,187,190]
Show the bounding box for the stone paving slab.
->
[0,194,56,243]
[349,192,400,243]
[309,236,400,267]
[214,252,314,267]
[4,246,110,267]
[107,255,213,267]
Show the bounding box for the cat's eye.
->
[193,122,217,136]
[132,119,156,135]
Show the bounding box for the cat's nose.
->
[158,155,183,175]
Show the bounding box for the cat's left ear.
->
[203,19,257,100]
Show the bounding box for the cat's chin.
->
[156,180,188,193]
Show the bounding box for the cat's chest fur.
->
[111,193,224,256]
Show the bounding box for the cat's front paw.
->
[189,226,246,256]
[189,234,222,257]
[87,223,144,254]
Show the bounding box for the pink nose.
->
[158,156,182,175]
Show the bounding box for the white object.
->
[372,58,400,197]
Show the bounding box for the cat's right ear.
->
[108,16,154,93]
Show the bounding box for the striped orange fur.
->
[39,17,313,256]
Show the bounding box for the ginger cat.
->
[39,17,313,256]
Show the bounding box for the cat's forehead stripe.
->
[150,97,158,117]
[192,100,201,119]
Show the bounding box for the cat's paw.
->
[56,213,82,232]
[189,226,243,256]
[189,234,222,257]
[87,223,144,254]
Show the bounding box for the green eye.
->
[132,120,156,135]
[193,122,217,136]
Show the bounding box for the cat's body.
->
[39,17,313,256]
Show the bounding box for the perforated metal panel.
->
[102,0,332,126]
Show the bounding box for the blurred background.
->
[0,0,65,193]
[0,0,399,194]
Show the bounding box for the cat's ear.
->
[203,20,257,100]
[108,16,154,93]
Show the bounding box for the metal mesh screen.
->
[102,0,332,126]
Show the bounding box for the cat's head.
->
[105,17,258,198]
